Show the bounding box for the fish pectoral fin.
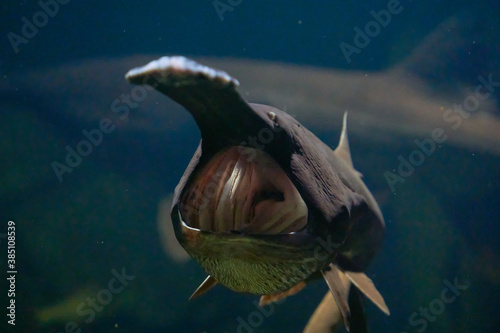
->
[322,263,352,332]
[189,275,218,301]
[259,281,307,306]
[345,271,390,315]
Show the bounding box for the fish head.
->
[125,56,385,295]
[169,103,322,295]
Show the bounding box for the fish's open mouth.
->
[179,146,308,234]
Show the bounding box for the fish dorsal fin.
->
[334,112,363,178]
[334,112,354,168]
[322,263,352,331]
[345,271,390,316]
[189,275,218,301]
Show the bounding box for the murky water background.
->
[1,1,499,332]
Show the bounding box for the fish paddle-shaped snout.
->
[126,56,389,331]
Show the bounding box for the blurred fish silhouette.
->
[126,56,390,332]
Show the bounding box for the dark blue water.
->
[1,1,499,332]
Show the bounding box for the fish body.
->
[126,56,389,330]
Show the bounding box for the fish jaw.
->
[171,212,329,295]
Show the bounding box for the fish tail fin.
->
[348,286,369,333]
[390,10,500,115]
[317,264,389,332]
[303,287,369,333]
